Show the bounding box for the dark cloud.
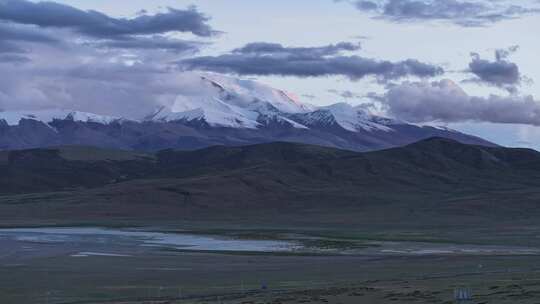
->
[381,79,540,125]
[0,1,215,55]
[0,0,216,37]
[355,1,379,10]
[179,42,444,81]
[467,46,522,93]
[349,0,539,27]
[233,42,361,57]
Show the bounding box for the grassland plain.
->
[4,250,540,304]
[3,138,540,303]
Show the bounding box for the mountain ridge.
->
[0,138,538,228]
[0,137,531,195]
[0,73,495,151]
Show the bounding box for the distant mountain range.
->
[0,138,539,228]
[0,73,493,151]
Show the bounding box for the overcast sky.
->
[2,0,540,148]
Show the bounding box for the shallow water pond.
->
[0,227,300,259]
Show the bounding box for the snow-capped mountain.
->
[141,74,404,133]
[0,73,493,151]
[291,103,394,132]
[145,74,313,129]
[0,109,123,126]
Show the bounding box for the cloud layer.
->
[347,0,539,27]
[0,0,216,37]
[0,0,221,117]
[0,0,217,54]
[179,42,444,81]
[381,79,540,125]
[233,42,362,57]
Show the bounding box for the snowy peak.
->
[199,73,313,114]
[147,73,313,129]
[291,103,395,133]
[0,109,122,126]
[321,103,394,132]
[143,72,400,133]
[150,100,261,129]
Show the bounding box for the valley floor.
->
[2,226,540,304]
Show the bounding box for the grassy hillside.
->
[1,138,540,239]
